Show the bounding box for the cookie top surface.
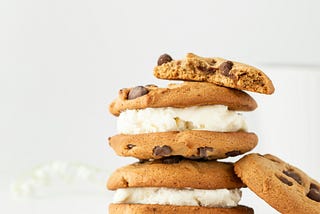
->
[107,158,245,190]
[109,204,254,214]
[109,81,257,116]
[154,53,275,95]
[234,153,320,214]
[109,130,258,160]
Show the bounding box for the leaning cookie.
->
[107,158,254,214]
[109,81,257,116]
[234,153,320,214]
[109,131,258,160]
[154,53,274,95]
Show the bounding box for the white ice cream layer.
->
[117,105,247,134]
[113,187,242,208]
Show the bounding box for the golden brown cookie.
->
[234,153,320,214]
[109,82,257,116]
[109,204,254,214]
[154,53,274,95]
[108,159,250,212]
[109,131,258,160]
[107,159,244,190]
[107,157,244,190]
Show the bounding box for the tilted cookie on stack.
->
[234,154,320,214]
[107,53,274,214]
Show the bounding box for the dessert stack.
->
[106,53,275,214]
[107,53,320,213]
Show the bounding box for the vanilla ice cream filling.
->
[113,187,242,208]
[117,105,247,134]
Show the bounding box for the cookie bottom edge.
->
[109,203,254,214]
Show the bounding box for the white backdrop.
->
[1,0,320,213]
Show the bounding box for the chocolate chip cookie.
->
[108,159,253,214]
[109,81,257,116]
[107,159,244,190]
[234,153,320,214]
[154,53,274,95]
[109,131,258,160]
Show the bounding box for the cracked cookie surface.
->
[154,53,274,95]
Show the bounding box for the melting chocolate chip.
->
[153,145,172,156]
[162,156,183,164]
[157,54,173,66]
[225,150,241,157]
[198,147,213,158]
[307,183,320,202]
[277,175,293,186]
[283,170,302,185]
[127,86,149,100]
[196,65,217,73]
[219,61,234,76]
[126,144,136,149]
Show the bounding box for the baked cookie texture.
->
[109,81,257,116]
[234,153,320,214]
[109,131,258,160]
[109,204,254,214]
[107,159,245,190]
[154,53,274,95]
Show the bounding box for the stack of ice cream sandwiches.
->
[107,53,320,214]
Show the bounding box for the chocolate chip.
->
[153,145,172,157]
[283,170,302,185]
[196,65,217,73]
[311,183,320,191]
[208,59,216,66]
[307,183,320,202]
[126,144,136,149]
[127,86,149,100]
[207,67,217,73]
[219,61,233,76]
[157,54,173,66]
[225,150,241,157]
[196,65,206,72]
[198,147,213,158]
[277,175,293,186]
[162,156,183,164]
